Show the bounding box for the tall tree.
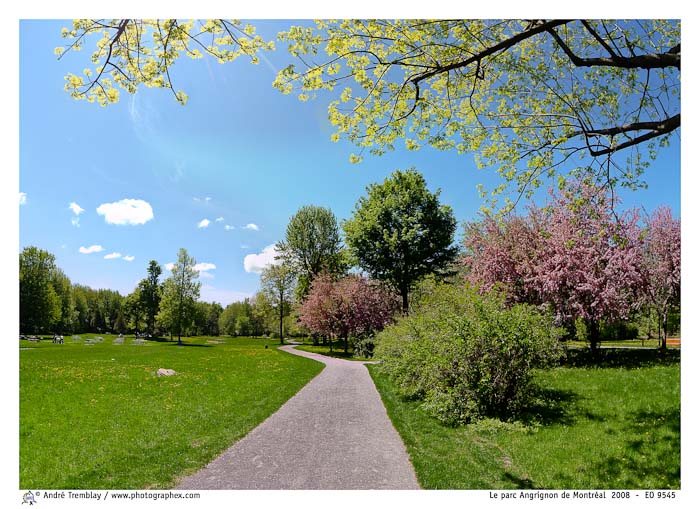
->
[60,20,680,208]
[157,248,201,345]
[531,180,645,350]
[260,263,296,344]
[51,268,77,334]
[138,260,162,335]
[343,169,458,312]
[276,205,347,299]
[641,206,680,350]
[19,246,61,334]
[124,288,145,333]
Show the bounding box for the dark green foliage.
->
[343,169,458,311]
[277,205,347,301]
[375,283,563,425]
[138,260,162,335]
[19,246,61,334]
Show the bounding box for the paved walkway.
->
[176,346,419,490]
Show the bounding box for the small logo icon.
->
[22,491,37,505]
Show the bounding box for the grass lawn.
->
[368,348,680,489]
[20,335,322,489]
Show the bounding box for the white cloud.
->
[224,225,235,231]
[19,192,27,205]
[79,245,104,254]
[244,223,260,231]
[215,217,224,222]
[194,262,216,279]
[104,252,122,259]
[123,255,135,262]
[69,202,85,215]
[244,244,281,273]
[240,244,249,249]
[71,217,81,227]
[165,262,175,271]
[96,199,154,225]
[205,197,212,202]
[200,285,252,306]
[197,218,211,229]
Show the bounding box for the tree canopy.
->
[276,205,347,300]
[260,263,296,344]
[343,169,458,312]
[58,19,680,209]
[157,248,201,344]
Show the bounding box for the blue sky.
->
[18,19,681,305]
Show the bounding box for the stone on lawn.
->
[157,368,177,377]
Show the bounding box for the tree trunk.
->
[588,320,600,354]
[661,311,668,351]
[344,335,348,354]
[279,293,284,345]
[401,287,409,314]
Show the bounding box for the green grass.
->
[368,349,680,489]
[20,335,322,489]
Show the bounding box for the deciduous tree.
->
[641,206,680,349]
[260,263,296,344]
[343,169,458,312]
[138,260,162,335]
[299,274,399,353]
[157,248,201,345]
[276,205,347,300]
[59,19,680,208]
[19,246,61,334]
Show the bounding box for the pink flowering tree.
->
[299,273,400,353]
[463,178,648,351]
[531,180,645,350]
[641,206,680,349]
[463,211,544,305]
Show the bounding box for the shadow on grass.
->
[590,409,680,489]
[503,471,539,489]
[517,386,579,426]
[562,348,680,369]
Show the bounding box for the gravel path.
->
[176,345,419,490]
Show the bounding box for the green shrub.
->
[352,335,375,358]
[374,283,563,425]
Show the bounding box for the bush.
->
[353,335,375,358]
[374,283,563,425]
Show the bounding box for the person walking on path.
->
[177,346,419,490]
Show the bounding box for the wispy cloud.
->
[97,199,154,225]
[19,192,27,205]
[104,252,122,259]
[79,245,104,254]
[224,225,235,231]
[123,255,135,262]
[194,262,216,279]
[193,196,212,203]
[244,223,259,231]
[197,218,211,229]
[69,201,85,227]
[243,244,280,273]
[215,217,224,222]
[69,202,84,215]
[165,262,175,271]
